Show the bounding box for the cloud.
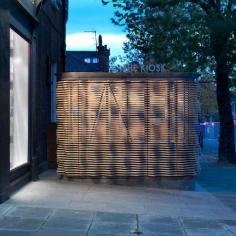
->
[66,33,128,57]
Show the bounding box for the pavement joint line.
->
[130,214,142,235]
[1,205,13,216]
[136,214,140,233]
[178,217,188,236]
[228,228,236,236]
[85,211,96,236]
[33,208,56,236]
[221,222,236,236]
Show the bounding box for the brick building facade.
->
[66,35,110,72]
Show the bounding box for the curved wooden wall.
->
[57,73,199,177]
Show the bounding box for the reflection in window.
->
[10,29,29,170]
[92,58,99,63]
[84,58,91,63]
[84,58,99,64]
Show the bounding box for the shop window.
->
[10,29,30,170]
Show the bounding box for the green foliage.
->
[31,0,37,5]
[199,81,219,122]
[103,0,236,75]
[103,0,236,162]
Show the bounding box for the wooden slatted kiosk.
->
[57,73,199,178]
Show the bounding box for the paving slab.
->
[35,228,86,236]
[53,209,94,220]
[228,226,236,235]
[94,211,136,224]
[140,223,184,236]
[140,233,183,236]
[181,218,223,230]
[88,222,134,235]
[180,218,234,236]
[139,215,181,227]
[221,220,236,227]
[44,216,91,231]
[139,217,184,236]
[0,205,11,216]
[5,206,53,219]
[0,216,43,230]
[0,230,34,236]
[184,228,232,236]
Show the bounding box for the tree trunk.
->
[216,61,236,163]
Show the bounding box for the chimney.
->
[98,34,103,47]
[97,35,110,72]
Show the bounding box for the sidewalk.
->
[0,205,235,236]
[0,163,235,236]
[0,139,236,236]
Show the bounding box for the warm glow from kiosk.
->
[57,73,199,178]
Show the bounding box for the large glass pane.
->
[10,29,29,170]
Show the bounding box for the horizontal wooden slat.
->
[57,75,200,177]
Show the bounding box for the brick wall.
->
[35,0,67,168]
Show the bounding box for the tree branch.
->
[209,0,218,9]
[188,0,210,14]
[228,0,235,12]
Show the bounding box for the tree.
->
[109,43,144,72]
[199,80,219,122]
[103,0,236,163]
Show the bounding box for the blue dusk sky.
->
[66,0,127,57]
